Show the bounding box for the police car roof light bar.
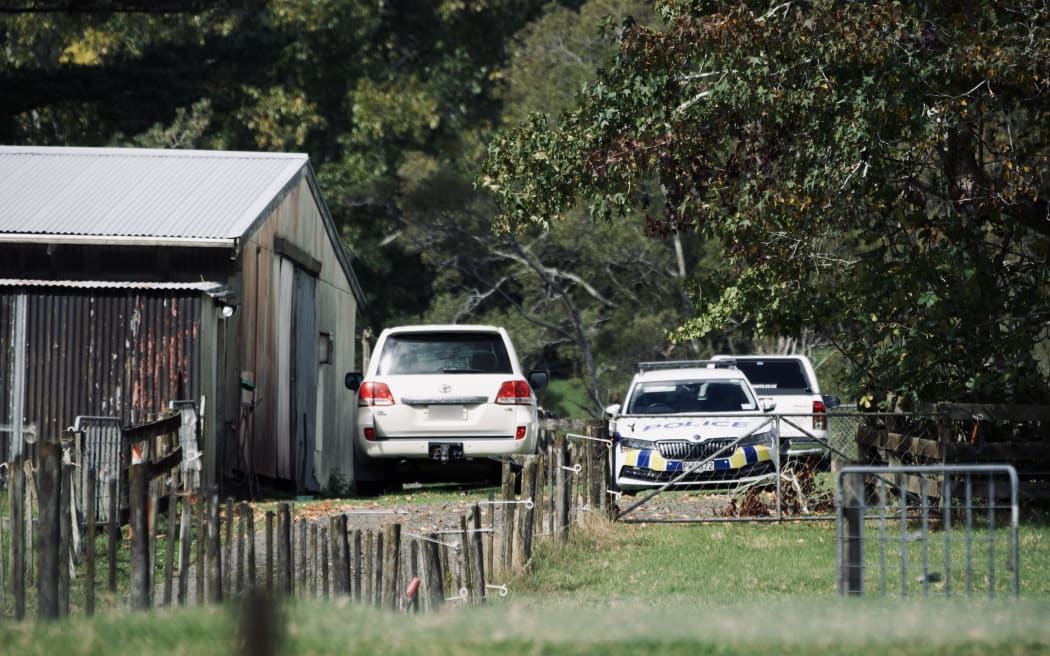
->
[636,359,738,372]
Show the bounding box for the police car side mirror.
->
[761,399,777,412]
[604,403,622,416]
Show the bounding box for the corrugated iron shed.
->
[1,145,365,496]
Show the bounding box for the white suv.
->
[712,354,841,458]
[345,325,548,493]
[606,361,780,491]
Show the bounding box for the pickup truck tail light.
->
[812,399,827,430]
[496,380,532,405]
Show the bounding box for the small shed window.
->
[319,332,334,365]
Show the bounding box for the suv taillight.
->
[496,380,532,405]
[359,382,395,406]
[812,399,827,430]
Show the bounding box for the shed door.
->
[276,258,318,490]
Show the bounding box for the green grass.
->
[539,377,595,419]
[4,515,1049,654]
[2,596,1049,656]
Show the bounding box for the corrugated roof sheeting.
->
[0,278,225,293]
[1,289,202,444]
[0,146,307,240]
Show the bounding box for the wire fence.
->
[0,421,611,621]
[1,406,1044,619]
[614,406,1049,523]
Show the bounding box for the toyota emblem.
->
[438,384,452,393]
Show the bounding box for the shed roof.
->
[0,146,364,304]
[0,146,306,243]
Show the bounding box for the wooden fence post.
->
[320,524,330,599]
[85,467,97,616]
[25,461,36,589]
[310,523,319,598]
[265,510,274,594]
[298,520,308,598]
[500,461,515,574]
[208,491,223,603]
[485,493,495,579]
[163,486,177,606]
[235,505,246,596]
[514,456,538,570]
[546,435,556,535]
[148,481,159,584]
[107,477,118,595]
[337,517,351,598]
[373,531,384,607]
[178,496,192,605]
[364,531,374,605]
[423,533,444,612]
[843,469,865,595]
[408,540,420,613]
[351,528,362,602]
[587,420,609,514]
[224,497,234,595]
[277,503,292,595]
[382,524,401,611]
[471,504,486,606]
[329,515,347,596]
[58,461,72,617]
[128,461,151,611]
[12,453,25,620]
[534,450,546,538]
[458,515,473,602]
[37,439,61,620]
[196,496,206,604]
[555,434,569,542]
[246,504,256,591]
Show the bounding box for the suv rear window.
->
[732,360,811,394]
[377,332,513,375]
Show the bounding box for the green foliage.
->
[119,98,217,149]
[323,468,352,498]
[537,377,594,419]
[481,0,1050,405]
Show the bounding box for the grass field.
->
[3,512,1049,655]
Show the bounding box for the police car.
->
[606,361,781,491]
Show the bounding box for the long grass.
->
[3,513,1049,655]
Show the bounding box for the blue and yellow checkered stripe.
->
[622,445,771,472]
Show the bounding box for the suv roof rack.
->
[637,359,738,372]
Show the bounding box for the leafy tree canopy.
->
[481,0,1050,406]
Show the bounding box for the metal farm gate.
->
[615,411,898,523]
[836,464,1019,599]
[613,408,1043,525]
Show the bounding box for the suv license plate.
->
[428,405,464,421]
[428,442,464,461]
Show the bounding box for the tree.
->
[393,0,714,414]
[481,0,1050,405]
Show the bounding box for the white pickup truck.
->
[713,355,841,458]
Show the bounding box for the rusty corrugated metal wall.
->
[1,289,202,449]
